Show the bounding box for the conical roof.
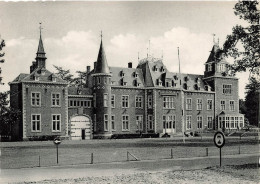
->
[206,44,219,63]
[37,35,45,54]
[95,40,110,74]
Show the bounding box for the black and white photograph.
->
[0,1,259,183]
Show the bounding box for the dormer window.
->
[121,71,125,77]
[218,64,226,72]
[196,78,201,84]
[195,84,200,90]
[185,76,190,81]
[154,65,158,72]
[174,76,178,80]
[172,80,176,87]
[35,76,39,81]
[134,72,138,78]
[205,85,211,91]
[157,79,162,86]
[137,83,141,87]
[207,64,212,72]
[161,66,165,72]
[52,77,57,82]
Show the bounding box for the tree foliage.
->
[0,37,5,85]
[0,91,21,137]
[218,1,260,76]
[53,65,87,87]
[244,77,260,127]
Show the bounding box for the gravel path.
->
[14,164,259,184]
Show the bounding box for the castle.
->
[9,31,244,141]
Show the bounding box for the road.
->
[0,153,259,183]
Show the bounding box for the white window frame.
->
[51,93,60,107]
[111,115,116,131]
[230,100,235,111]
[148,115,153,130]
[207,99,213,110]
[163,96,175,109]
[186,98,192,110]
[135,96,143,109]
[223,84,232,94]
[197,116,202,129]
[31,114,41,132]
[197,98,202,110]
[186,115,192,130]
[122,115,129,131]
[207,116,213,129]
[104,114,109,131]
[104,93,108,107]
[111,94,115,108]
[136,115,143,131]
[220,100,225,110]
[148,95,153,109]
[52,114,61,132]
[122,95,129,108]
[31,92,41,107]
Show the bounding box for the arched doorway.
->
[70,115,91,140]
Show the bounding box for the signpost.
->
[214,131,225,167]
[53,137,61,164]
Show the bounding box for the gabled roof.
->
[10,67,67,84]
[95,40,110,74]
[109,67,145,87]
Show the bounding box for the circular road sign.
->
[53,138,61,145]
[214,131,225,148]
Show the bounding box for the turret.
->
[91,34,112,138]
[35,24,47,69]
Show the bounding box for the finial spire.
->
[212,33,216,44]
[39,22,43,37]
[138,52,140,62]
[149,40,151,57]
[100,30,103,41]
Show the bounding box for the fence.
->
[1,144,259,169]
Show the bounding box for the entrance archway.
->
[70,115,91,140]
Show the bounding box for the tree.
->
[0,91,21,140]
[244,77,260,127]
[0,36,5,85]
[218,1,259,76]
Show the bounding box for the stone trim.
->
[68,95,93,98]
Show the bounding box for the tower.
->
[91,34,112,138]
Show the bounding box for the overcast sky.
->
[0,1,250,99]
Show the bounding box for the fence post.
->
[206,148,208,157]
[38,155,41,167]
[91,153,93,164]
[171,149,173,159]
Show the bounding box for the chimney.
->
[94,62,97,71]
[128,62,132,68]
[30,61,37,73]
[87,66,91,73]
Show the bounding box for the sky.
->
[0,1,250,99]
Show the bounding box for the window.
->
[31,114,41,132]
[136,115,143,131]
[220,100,225,110]
[93,93,96,107]
[148,115,153,130]
[223,84,231,94]
[226,117,230,128]
[111,115,115,131]
[31,92,41,106]
[93,114,96,131]
[97,77,101,84]
[163,96,175,109]
[186,115,192,130]
[186,98,192,110]
[231,117,234,128]
[52,93,60,106]
[197,116,202,129]
[122,115,129,131]
[69,100,73,107]
[163,115,175,129]
[122,95,129,108]
[135,96,143,108]
[235,117,239,128]
[207,99,213,110]
[148,95,152,109]
[52,114,61,132]
[207,116,213,129]
[111,94,115,108]
[239,117,243,128]
[104,114,108,131]
[230,101,235,111]
[197,98,202,110]
[207,64,212,71]
[104,94,108,107]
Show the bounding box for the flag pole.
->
[178,47,185,143]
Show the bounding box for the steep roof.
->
[109,67,145,87]
[95,40,110,74]
[37,35,45,54]
[68,87,92,95]
[206,44,227,64]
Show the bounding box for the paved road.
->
[1,153,259,183]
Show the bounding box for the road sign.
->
[53,138,61,145]
[214,131,225,148]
